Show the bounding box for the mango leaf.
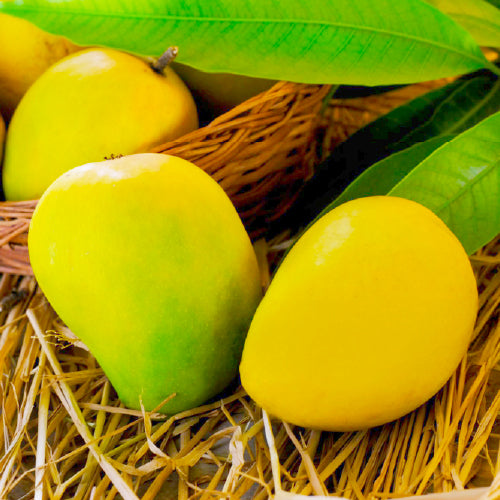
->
[389,112,500,254]
[321,135,454,214]
[0,0,494,85]
[271,67,500,235]
[423,0,500,48]
[285,114,499,257]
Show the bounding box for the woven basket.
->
[0,79,498,500]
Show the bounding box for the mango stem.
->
[152,47,179,74]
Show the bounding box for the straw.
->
[2,237,498,498]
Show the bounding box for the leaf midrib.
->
[435,160,499,217]
[392,77,500,147]
[446,79,500,133]
[5,5,489,68]
[393,156,499,217]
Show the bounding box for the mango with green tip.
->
[28,153,262,413]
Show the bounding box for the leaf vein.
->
[4,5,489,68]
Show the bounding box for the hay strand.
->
[27,309,140,500]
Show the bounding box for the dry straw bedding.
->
[0,81,498,499]
[0,236,499,500]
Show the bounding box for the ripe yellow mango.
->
[240,196,478,431]
[3,48,198,200]
[0,13,79,120]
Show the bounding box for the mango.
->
[0,13,79,121]
[172,62,276,114]
[240,196,478,431]
[3,48,198,201]
[28,153,262,413]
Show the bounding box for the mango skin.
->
[240,196,478,431]
[172,62,276,114]
[28,153,262,413]
[3,48,198,201]
[0,13,79,121]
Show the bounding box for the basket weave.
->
[1,78,498,500]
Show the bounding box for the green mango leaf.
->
[283,114,499,258]
[0,0,494,85]
[389,112,500,254]
[322,135,454,214]
[275,136,454,261]
[424,0,500,48]
[270,68,500,236]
